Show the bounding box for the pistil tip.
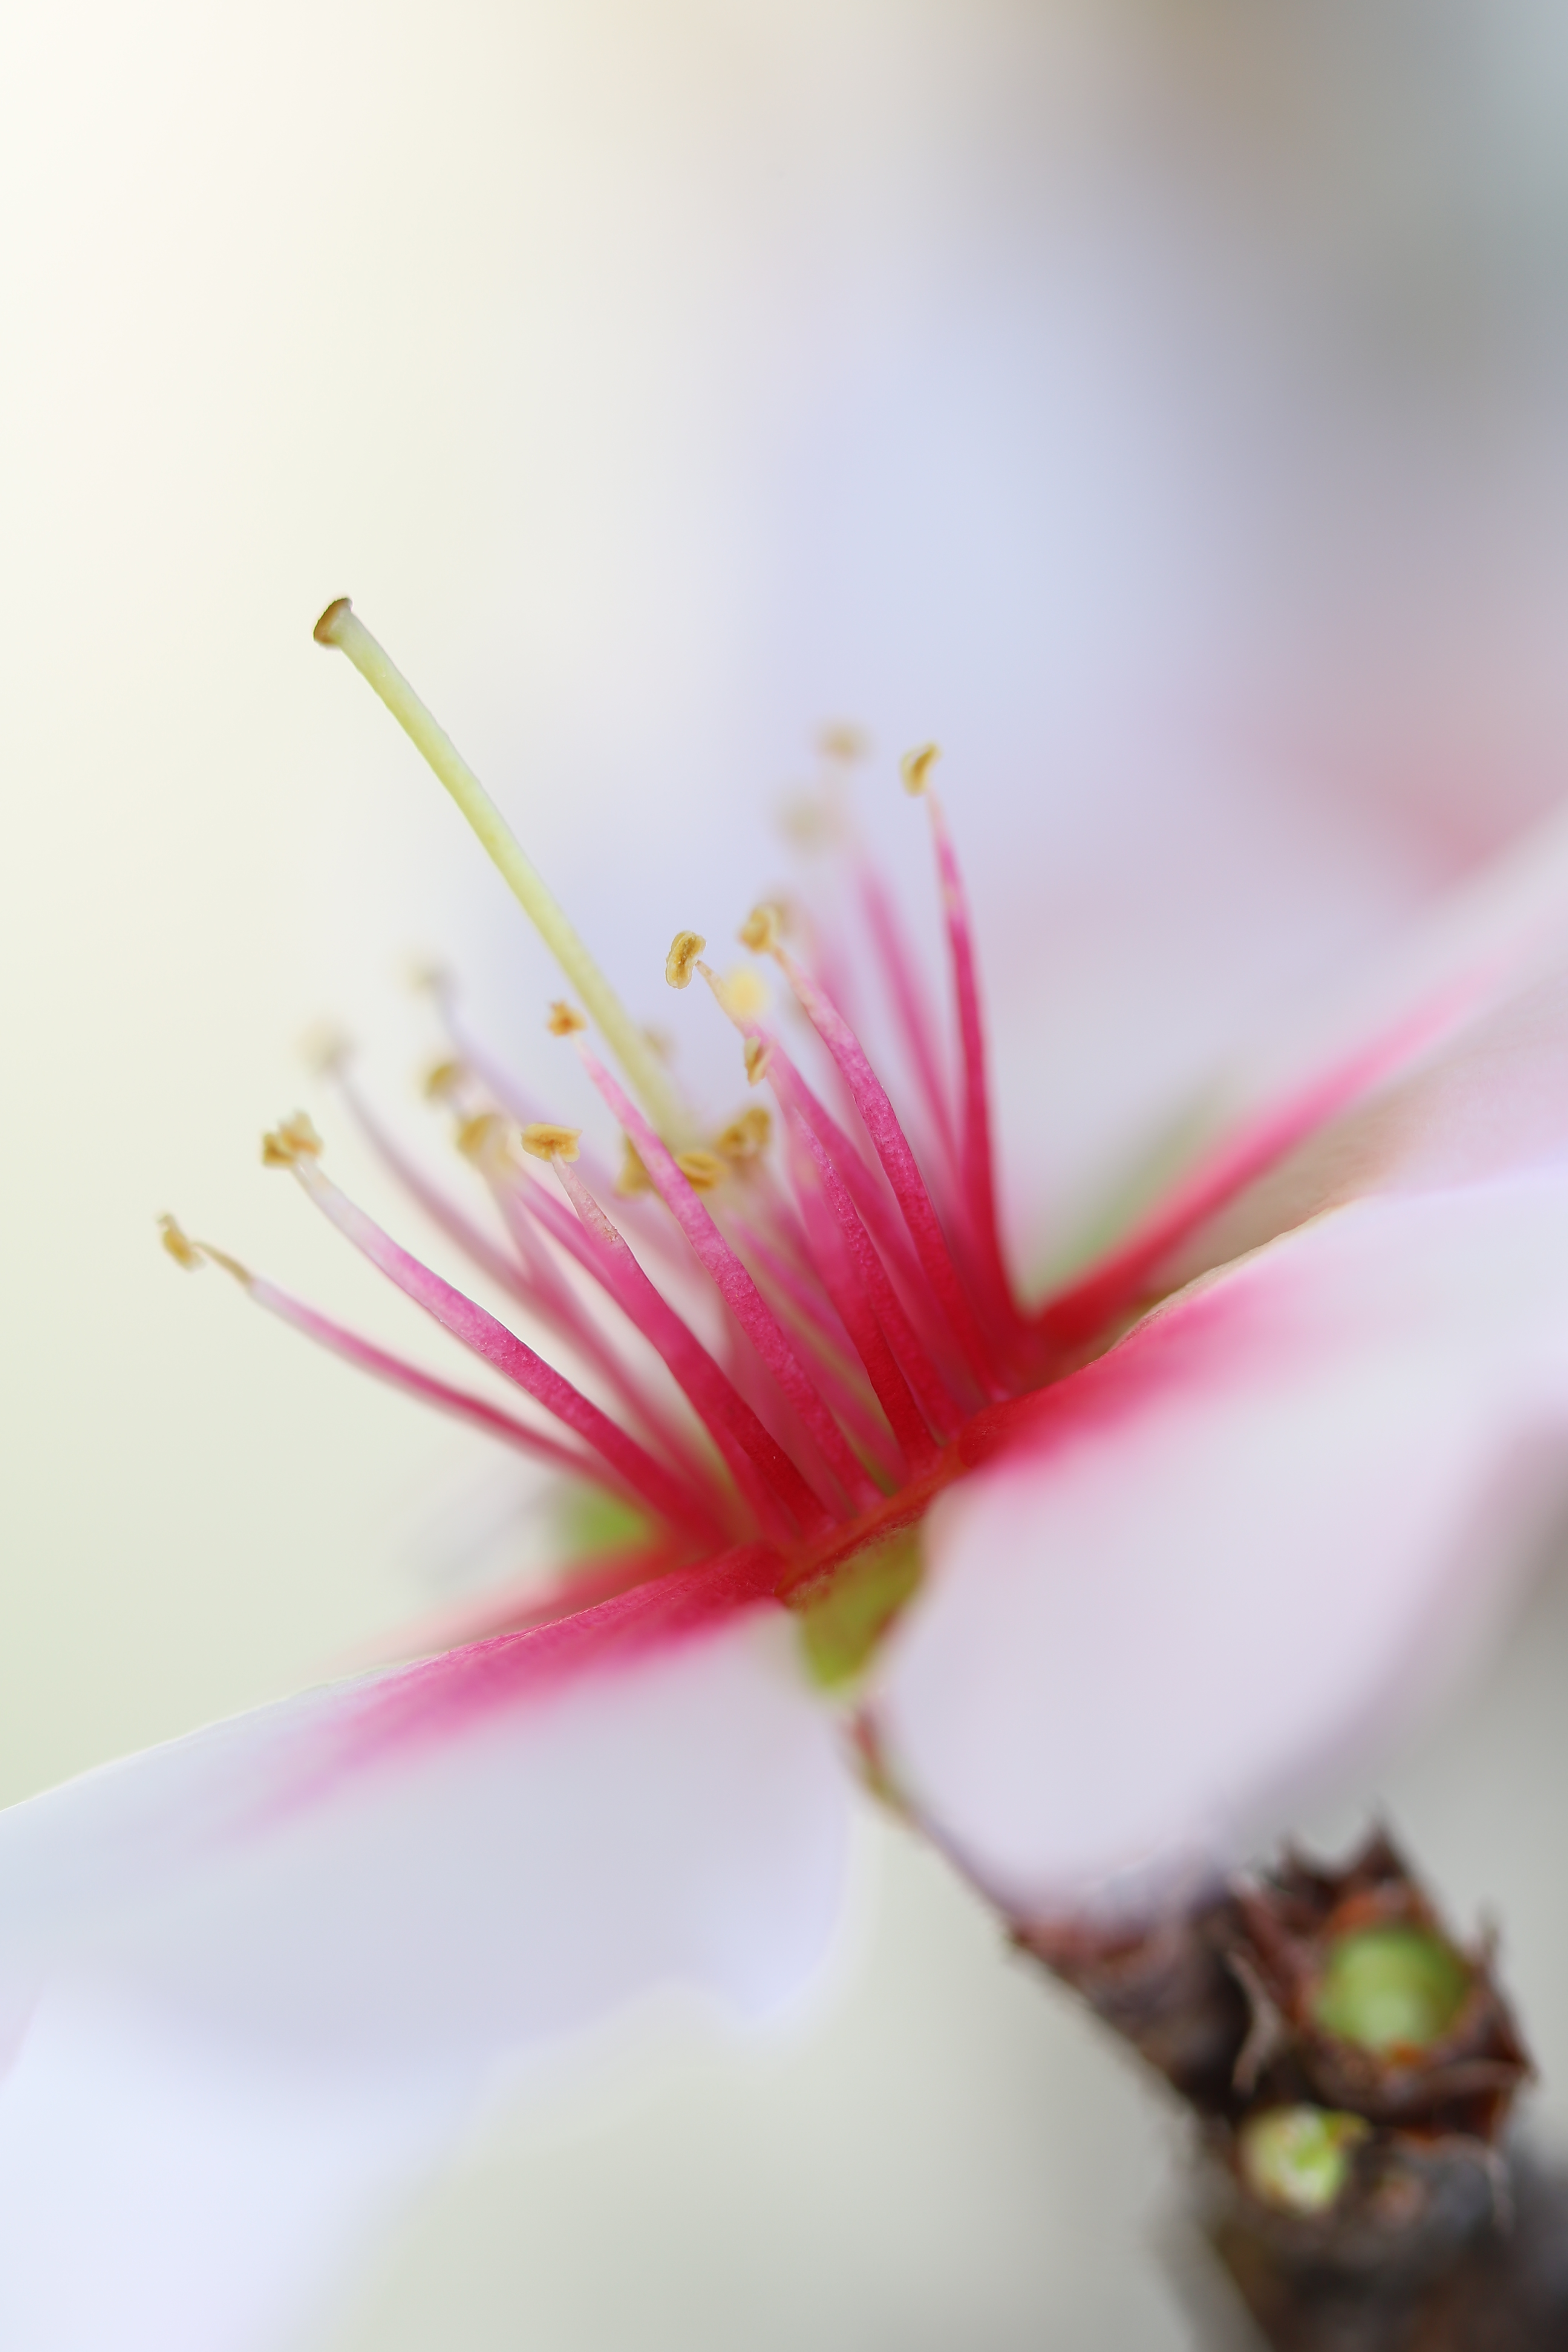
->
[313,597,353,646]
[520,1122,582,1164]
[665,931,706,990]
[900,743,940,797]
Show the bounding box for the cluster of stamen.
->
[164,603,1113,1619]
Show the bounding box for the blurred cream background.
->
[6,2,1568,2345]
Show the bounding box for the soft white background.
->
[6,2,1568,2343]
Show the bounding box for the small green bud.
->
[1239,2105,1370,2216]
[1312,1925,1469,2054]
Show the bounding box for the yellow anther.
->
[675,1148,725,1192]
[616,1137,653,1195]
[159,1214,204,1270]
[262,1112,323,1167]
[664,931,706,991]
[718,965,769,1020]
[900,743,941,797]
[300,1022,351,1076]
[456,1112,510,1163]
[519,1122,582,1163]
[158,1216,251,1285]
[546,1000,586,1037]
[819,722,870,764]
[716,1105,772,1162]
[738,903,782,955]
[424,1057,467,1102]
[778,795,840,851]
[743,1036,773,1087]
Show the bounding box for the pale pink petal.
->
[1154,802,1568,1286]
[877,1173,1568,1914]
[0,1986,465,2352]
[0,1603,850,2349]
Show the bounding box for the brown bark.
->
[1010,1832,1564,2349]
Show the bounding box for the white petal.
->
[0,1985,463,2352]
[0,1607,851,2349]
[1176,800,1568,1274]
[877,1174,1568,1913]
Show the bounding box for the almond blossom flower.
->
[7,602,1568,2352]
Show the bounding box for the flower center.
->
[167,602,1071,1661]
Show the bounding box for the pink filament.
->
[333,1062,544,1316]
[286,1153,724,1542]
[547,1152,835,1542]
[775,946,1004,1398]
[478,1157,724,1491]
[244,1274,608,1487]
[577,1047,881,1514]
[334,1063,718,1497]
[780,1111,938,1475]
[786,1106,962,1447]
[725,1213,901,1485]
[925,792,1019,1332]
[858,864,962,1188]
[436,992,684,1276]
[697,964,975,1400]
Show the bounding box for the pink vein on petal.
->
[1037,989,1479,1352]
[255,1541,790,1828]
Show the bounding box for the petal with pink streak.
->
[1161,800,1568,1283]
[0,1603,851,2349]
[1041,798,1568,1340]
[879,1173,1568,1914]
